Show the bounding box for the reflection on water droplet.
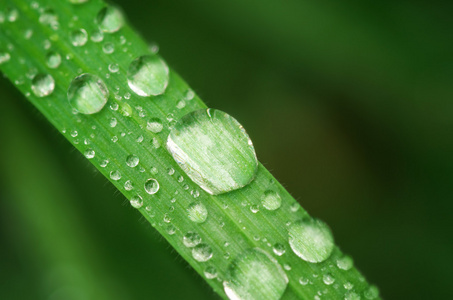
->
[261,190,281,211]
[187,202,208,223]
[127,55,169,96]
[84,148,95,159]
[91,29,104,42]
[337,255,353,271]
[344,291,361,300]
[147,118,163,133]
[144,178,159,194]
[102,42,114,54]
[167,109,258,195]
[31,74,55,97]
[130,194,143,208]
[108,63,119,73]
[183,231,201,248]
[67,73,109,114]
[110,170,121,181]
[323,273,335,285]
[273,243,285,256]
[223,248,288,300]
[70,29,88,46]
[192,243,213,262]
[288,218,334,263]
[96,6,124,33]
[46,51,61,68]
[126,154,139,167]
[204,266,217,279]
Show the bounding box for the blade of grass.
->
[0,0,379,299]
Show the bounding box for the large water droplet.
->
[288,218,334,263]
[167,109,258,195]
[126,154,139,167]
[261,190,281,211]
[127,55,169,96]
[144,178,159,194]
[183,231,202,248]
[223,248,288,300]
[31,74,55,97]
[96,6,124,33]
[67,73,109,114]
[110,170,122,181]
[84,148,95,159]
[70,29,88,46]
[192,243,213,262]
[187,202,208,223]
[46,51,61,69]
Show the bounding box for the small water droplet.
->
[204,266,217,279]
[184,89,195,100]
[344,291,360,300]
[299,277,309,285]
[108,63,119,73]
[130,194,143,208]
[273,243,285,256]
[250,205,259,214]
[0,52,11,64]
[84,148,95,159]
[31,74,55,97]
[46,51,61,69]
[364,285,379,299]
[337,255,353,271]
[183,231,202,248]
[96,6,124,33]
[223,248,288,300]
[102,42,114,54]
[167,109,258,195]
[288,218,334,263]
[91,29,104,42]
[261,190,282,211]
[70,28,88,46]
[344,282,354,290]
[100,159,109,167]
[144,178,159,194]
[127,55,169,96]
[110,170,122,181]
[192,243,213,262]
[126,154,139,167]
[67,73,109,114]
[109,117,117,128]
[39,8,58,28]
[176,100,186,109]
[69,0,89,4]
[147,118,163,133]
[7,8,19,22]
[124,180,134,191]
[323,273,335,285]
[187,202,208,223]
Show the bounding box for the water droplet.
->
[102,42,114,54]
[273,243,285,256]
[31,74,55,97]
[176,100,186,109]
[223,248,288,300]
[204,266,217,279]
[192,243,213,262]
[187,202,208,223]
[70,29,88,46]
[69,0,89,4]
[39,8,58,28]
[184,89,195,100]
[344,282,354,290]
[108,63,119,73]
[124,180,134,191]
[91,29,104,42]
[261,190,282,211]
[288,218,334,263]
[127,55,169,96]
[7,8,19,22]
[364,285,379,299]
[0,52,11,64]
[337,255,353,271]
[84,148,95,159]
[323,273,335,285]
[146,118,163,133]
[109,117,117,127]
[96,6,124,33]
[130,195,143,208]
[126,154,139,167]
[67,73,109,114]
[144,178,159,194]
[167,224,176,235]
[299,277,309,285]
[250,205,259,214]
[345,291,361,300]
[110,170,122,181]
[46,51,61,68]
[183,231,201,248]
[100,159,109,167]
[167,109,258,195]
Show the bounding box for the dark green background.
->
[1,0,452,299]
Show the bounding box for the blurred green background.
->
[1,0,453,299]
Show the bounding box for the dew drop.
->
[0,52,11,64]
[184,89,195,100]
[102,42,114,54]
[91,29,104,42]
[46,51,61,69]
[187,202,208,223]
[261,190,282,211]
[126,154,139,167]
[108,63,119,73]
[124,180,134,191]
[127,55,169,96]
[364,285,379,299]
[130,194,143,208]
[223,248,288,300]
[183,231,202,248]
[204,266,218,279]
[192,243,213,262]
[100,159,109,167]
[69,0,89,4]
[167,109,258,195]
[337,255,353,270]
[250,205,259,214]
[31,74,55,97]
[273,243,285,256]
[345,291,361,300]
[96,6,124,33]
[288,218,334,263]
[323,273,335,285]
[110,170,122,181]
[67,73,109,114]
[146,118,163,133]
[84,148,95,159]
[70,29,88,47]
[144,178,159,194]
[39,8,58,28]
[109,117,117,127]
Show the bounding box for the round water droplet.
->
[0,52,11,64]
[67,73,109,114]
[183,231,202,248]
[167,109,258,195]
[192,243,213,262]
[204,266,217,279]
[110,170,121,181]
[323,273,335,285]
[187,202,208,223]
[109,117,117,127]
[223,248,288,300]
[39,8,58,27]
[130,194,143,208]
[273,243,285,256]
[70,29,88,46]
[345,291,361,300]
[261,190,282,211]
[69,0,89,4]
[126,154,139,167]
[108,63,119,73]
[337,255,353,270]
[288,218,334,263]
[146,118,163,133]
[96,6,124,33]
[364,285,379,299]
[84,148,95,159]
[102,42,114,54]
[127,55,169,96]
[31,74,55,97]
[46,51,61,68]
[144,178,159,194]
[184,89,195,100]
[124,180,134,191]
[91,29,104,42]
